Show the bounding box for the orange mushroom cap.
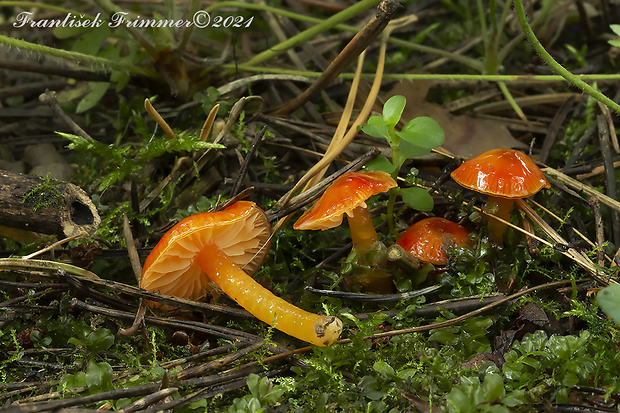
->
[141,201,271,302]
[450,149,550,199]
[293,171,397,231]
[396,217,470,265]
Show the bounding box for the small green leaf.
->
[610,24,620,36]
[401,186,434,212]
[85,360,113,389]
[609,39,620,48]
[71,28,110,55]
[364,156,396,174]
[399,139,433,163]
[598,284,620,325]
[76,82,109,113]
[446,387,473,412]
[382,95,406,127]
[397,368,417,380]
[85,328,115,352]
[53,25,90,40]
[483,373,505,402]
[360,116,390,140]
[397,116,445,149]
[373,360,396,377]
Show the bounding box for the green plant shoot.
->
[608,25,620,48]
[359,95,445,232]
[597,283,620,325]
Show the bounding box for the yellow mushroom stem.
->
[196,243,343,346]
[345,205,393,293]
[346,205,379,259]
[485,196,515,243]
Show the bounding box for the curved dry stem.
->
[514,0,620,114]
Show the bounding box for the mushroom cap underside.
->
[396,217,471,265]
[293,171,397,231]
[451,149,550,199]
[140,201,271,301]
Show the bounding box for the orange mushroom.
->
[450,149,550,242]
[294,171,397,260]
[395,217,471,265]
[293,171,397,293]
[141,201,342,346]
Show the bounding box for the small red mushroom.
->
[293,171,397,292]
[395,217,471,266]
[450,149,550,242]
[294,171,397,260]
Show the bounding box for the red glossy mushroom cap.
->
[450,149,550,199]
[293,171,397,231]
[141,201,271,301]
[396,217,470,265]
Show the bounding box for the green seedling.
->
[359,95,445,232]
[608,24,620,48]
[597,283,620,325]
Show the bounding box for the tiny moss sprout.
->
[359,95,445,232]
[58,130,224,193]
[22,173,63,212]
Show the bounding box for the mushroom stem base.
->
[485,196,515,243]
[196,244,343,346]
[347,205,380,260]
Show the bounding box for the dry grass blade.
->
[526,198,596,250]
[278,18,420,210]
[266,148,380,222]
[270,0,401,116]
[21,233,86,260]
[598,101,620,153]
[278,50,371,211]
[305,49,366,189]
[543,167,620,214]
[516,199,614,285]
[118,214,147,336]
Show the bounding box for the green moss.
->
[21,173,63,212]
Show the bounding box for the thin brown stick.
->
[517,199,611,285]
[270,0,402,116]
[176,341,265,380]
[597,114,620,244]
[117,388,178,413]
[39,90,95,142]
[229,126,267,199]
[543,167,620,214]
[589,197,606,267]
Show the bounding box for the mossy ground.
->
[1,1,620,412]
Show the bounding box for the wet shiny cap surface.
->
[293,171,397,231]
[451,149,550,199]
